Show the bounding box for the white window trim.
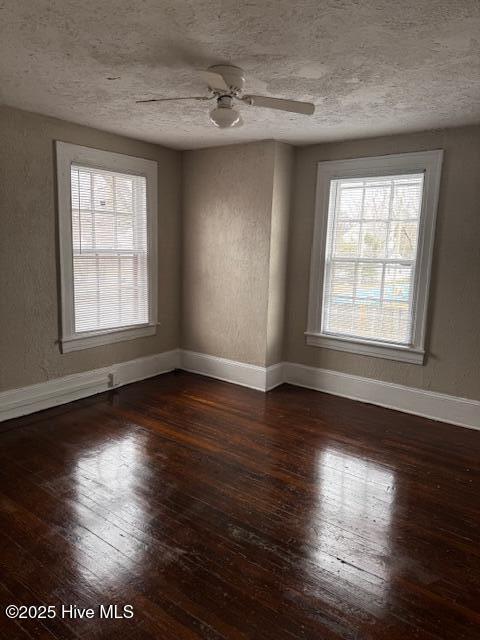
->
[56,142,158,353]
[306,150,443,364]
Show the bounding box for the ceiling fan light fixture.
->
[209,105,242,128]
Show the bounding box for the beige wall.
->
[0,106,181,392]
[182,140,292,367]
[182,141,275,366]
[266,143,293,366]
[285,125,480,400]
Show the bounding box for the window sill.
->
[61,324,157,353]
[305,332,425,364]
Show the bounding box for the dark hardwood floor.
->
[0,371,478,639]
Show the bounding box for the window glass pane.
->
[392,179,423,219]
[115,175,134,213]
[380,302,411,343]
[384,264,413,303]
[338,186,363,219]
[331,262,355,298]
[79,211,93,250]
[363,184,390,219]
[328,300,354,335]
[387,221,418,260]
[93,174,114,211]
[333,221,360,257]
[72,256,98,332]
[356,263,383,301]
[352,300,381,339]
[93,212,115,250]
[117,214,135,250]
[360,221,387,258]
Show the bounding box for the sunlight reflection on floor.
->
[306,447,396,610]
[71,433,150,587]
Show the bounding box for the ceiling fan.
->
[136,65,315,128]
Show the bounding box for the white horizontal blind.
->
[322,173,425,345]
[70,164,149,334]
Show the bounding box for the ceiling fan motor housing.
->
[217,95,234,108]
[208,65,246,94]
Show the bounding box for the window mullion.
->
[378,179,395,334]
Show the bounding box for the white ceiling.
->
[1,1,480,150]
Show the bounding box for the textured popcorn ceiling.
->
[1,1,480,149]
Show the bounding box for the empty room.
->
[0,1,479,638]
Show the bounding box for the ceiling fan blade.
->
[136,96,211,103]
[200,70,229,92]
[242,95,315,115]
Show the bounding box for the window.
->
[306,151,443,364]
[56,143,158,352]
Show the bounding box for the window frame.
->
[306,150,443,364]
[56,142,158,353]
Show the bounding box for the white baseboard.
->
[1,349,478,431]
[284,362,480,431]
[180,350,279,392]
[0,349,180,422]
[265,362,285,391]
